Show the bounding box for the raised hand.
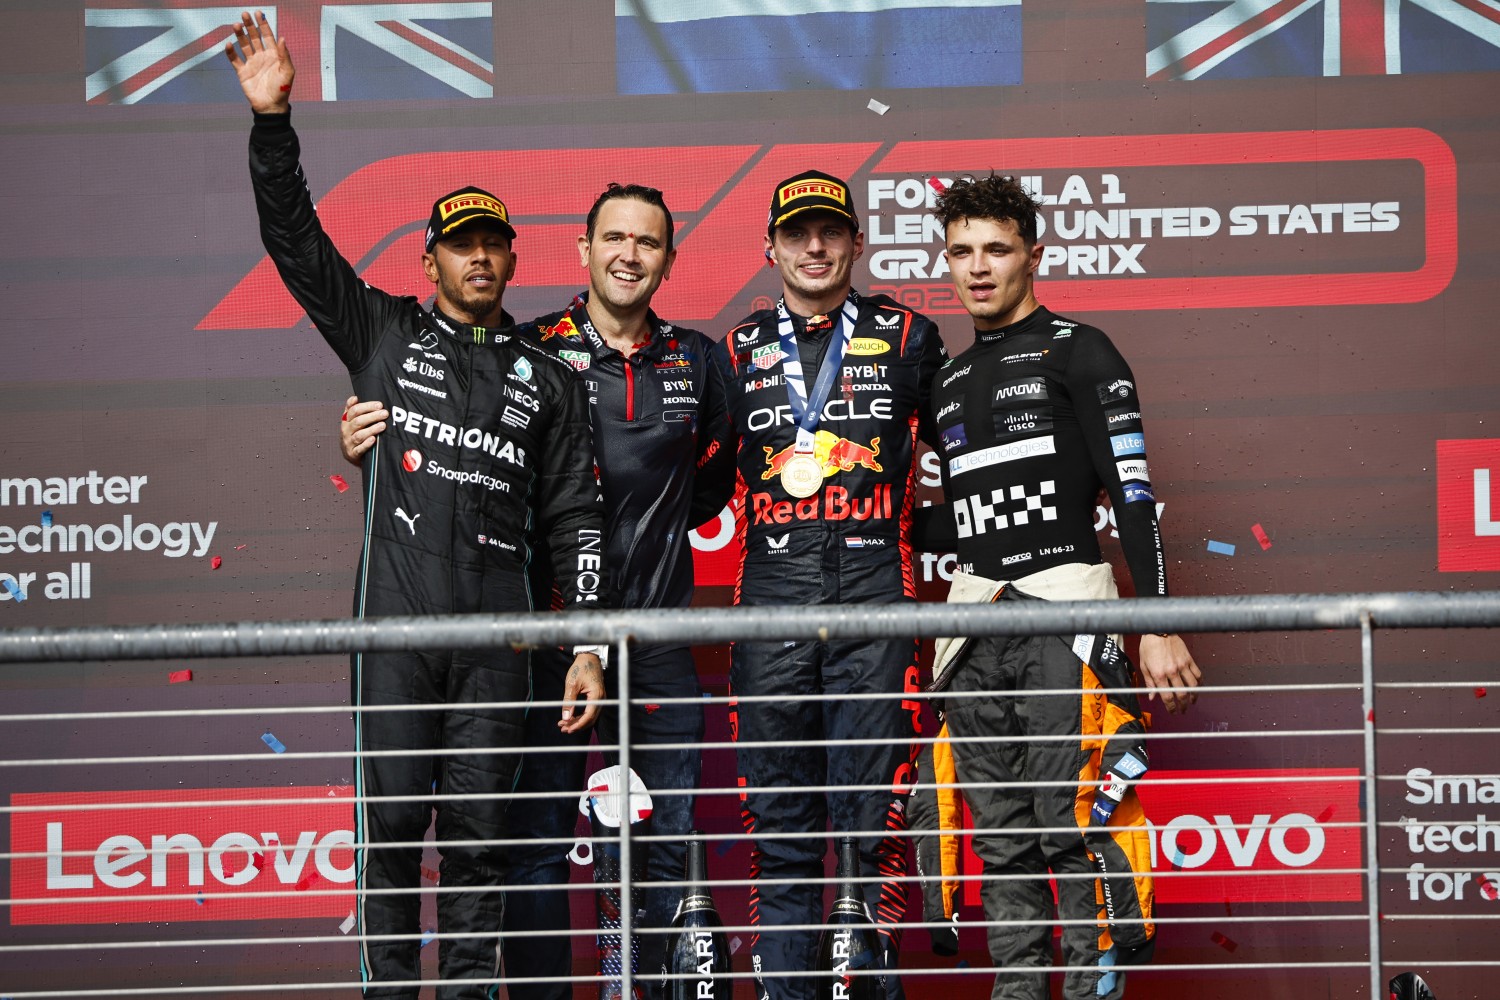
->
[224,10,294,114]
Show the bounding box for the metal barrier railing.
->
[1,591,1497,999]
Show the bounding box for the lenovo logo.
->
[1437,439,1500,571]
[952,768,1361,907]
[11,787,355,925]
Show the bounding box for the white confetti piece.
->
[867,98,889,115]
[340,911,356,935]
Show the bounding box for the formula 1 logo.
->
[200,130,1455,331]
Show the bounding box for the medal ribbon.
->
[776,294,859,454]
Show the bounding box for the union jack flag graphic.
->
[85,1,492,104]
[1147,0,1500,80]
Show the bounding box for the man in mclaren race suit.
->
[913,174,1202,1000]
[228,15,606,999]
[340,183,735,1000]
[708,170,947,1000]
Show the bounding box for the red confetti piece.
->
[1477,687,1488,699]
[1251,523,1272,550]
[210,555,223,570]
[1223,899,1233,917]
[168,669,193,684]
[1316,805,1335,824]
[1480,878,1498,901]
[330,474,350,493]
[295,872,322,892]
[1367,709,1375,723]
[251,852,265,872]
[234,544,247,551]
[1210,931,1238,952]
[927,176,947,194]
[279,84,291,92]
[420,865,441,885]
[644,703,661,714]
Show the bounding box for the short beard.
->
[441,274,499,322]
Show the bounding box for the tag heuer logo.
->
[752,344,784,371]
[559,349,590,371]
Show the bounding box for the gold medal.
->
[780,452,823,498]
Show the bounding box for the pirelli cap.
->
[425,186,516,251]
[767,169,859,234]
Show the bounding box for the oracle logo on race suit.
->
[201,130,1454,330]
[956,768,1362,907]
[1436,439,1500,572]
[10,787,354,925]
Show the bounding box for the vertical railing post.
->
[1359,612,1383,998]
[617,636,634,1000]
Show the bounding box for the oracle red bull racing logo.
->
[761,431,883,482]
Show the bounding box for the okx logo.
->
[1437,439,1500,572]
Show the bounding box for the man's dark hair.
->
[934,174,1042,246]
[584,183,676,250]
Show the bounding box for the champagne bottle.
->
[584,765,654,1000]
[815,837,883,1000]
[660,831,731,1000]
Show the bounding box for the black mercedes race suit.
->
[917,305,1161,1000]
[250,112,604,1000]
[504,293,733,1000]
[709,291,947,1000]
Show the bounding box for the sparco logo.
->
[10,788,356,925]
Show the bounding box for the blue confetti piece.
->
[420,928,437,948]
[2,578,25,602]
[1358,782,1367,813]
[715,838,734,857]
[195,895,204,906]
[261,732,287,754]
[956,960,969,969]
[41,510,52,527]
[1206,540,1236,556]
[1171,849,1186,869]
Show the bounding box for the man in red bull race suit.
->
[707,170,948,1000]
[913,174,1203,1000]
[228,15,606,999]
